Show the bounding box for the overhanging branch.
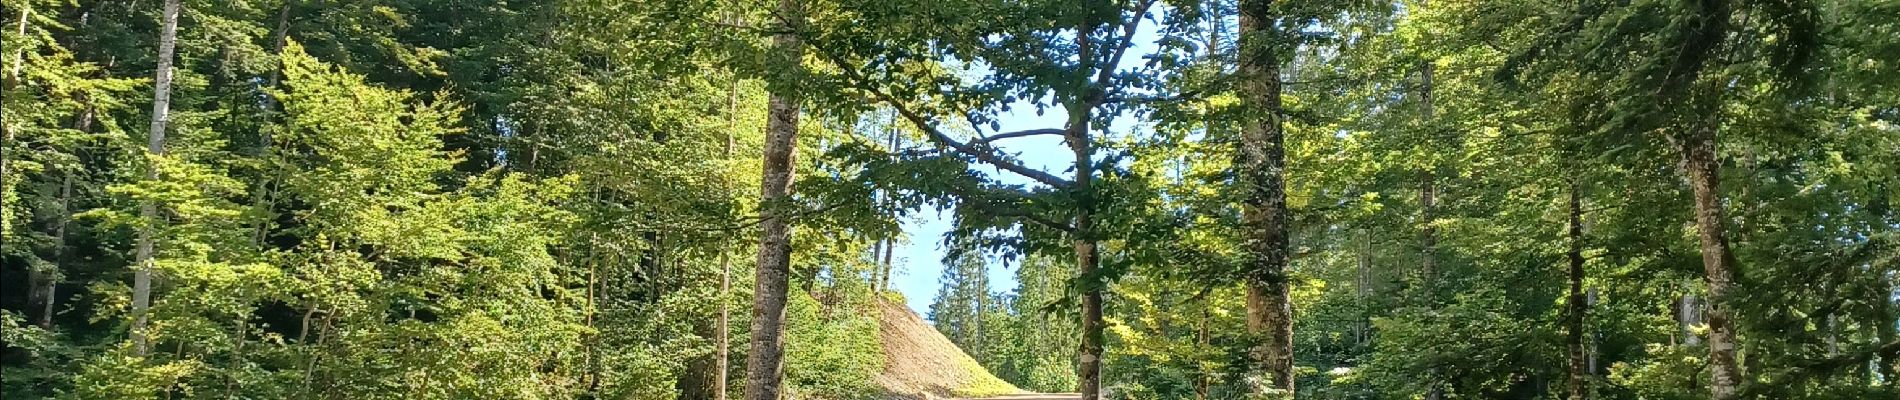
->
[979,128,1067,144]
[807,45,1075,189]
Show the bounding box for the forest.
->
[1,0,1896,399]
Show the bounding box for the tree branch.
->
[1092,0,1160,91]
[979,128,1068,144]
[806,45,1075,188]
[994,207,1077,233]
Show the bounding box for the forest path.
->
[959,394,1082,400]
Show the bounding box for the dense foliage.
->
[3,0,1896,399]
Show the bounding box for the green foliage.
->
[2,0,1896,399]
[786,290,886,399]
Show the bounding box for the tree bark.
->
[39,169,75,328]
[1566,178,1588,400]
[1237,0,1296,395]
[1675,127,1744,400]
[879,238,895,292]
[744,0,802,396]
[8,6,25,81]
[715,76,737,400]
[1069,7,1106,397]
[1074,237,1104,399]
[131,0,183,357]
[1067,92,1104,400]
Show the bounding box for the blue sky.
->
[885,15,1172,315]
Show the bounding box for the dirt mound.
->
[874,298,1021,399]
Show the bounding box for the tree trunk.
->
[874,126,900,293]
[1237,0,1296,395]
[1067,8,1106,396]
[744,0,802,396]
[252,0,296,245]
[870,238,884,290]
[1679,289,1703,346]
[879,238,895,292]
[1075,237,1104,399]
[715,247,732,400]
[8,6,25,80]
[715,76,737,400]
[40,169,75,328]
[1414,5,1443,398]
[1878,274,1896,384]
[1587,288,1599,373]
[974,263,987,360]
[1067,98,1104,400]
[1356,228,1372,345]
[586,238,602,395]
[1,6,27,250]
[681,316,721,398]
[1675,127,1743,400]
[131,0,183,357]
[1196,306,1212,400]
[1566,178,1588,400]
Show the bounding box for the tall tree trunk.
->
[715,247,732,400]
[1647,0,1741,393]
[879,238,895,292]
[586,236,602,396]
[1,6,27,242]
[252,0,295,245]
[974,266,988,360]
[1068,8,1106,397]
[1196,306,1212,400]
[744,0,802,396]
[1566,178,1588,400]
[1356,228,1372,345]
[715,76,737,400]
[1237,0,1295,395]
[8,6,25,80]
[1414,5,1443,398]
[1074,236,1104,399]
[41,169,75,328]
[1878,274,1896,384]
[131,0,183,356]
[1675,127,1743,400]
[1068,100,1104,400]
[874,126,900,293]
[870,238,884,289]
[1587,288,1599,373]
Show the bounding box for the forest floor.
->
[958,394,1083,400]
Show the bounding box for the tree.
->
[1236,0,1296,394]
[746,0,807,397]
[128,0,182,356]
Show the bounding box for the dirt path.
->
[960,394,1081,400]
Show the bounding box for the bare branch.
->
[978,128,1068,144]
